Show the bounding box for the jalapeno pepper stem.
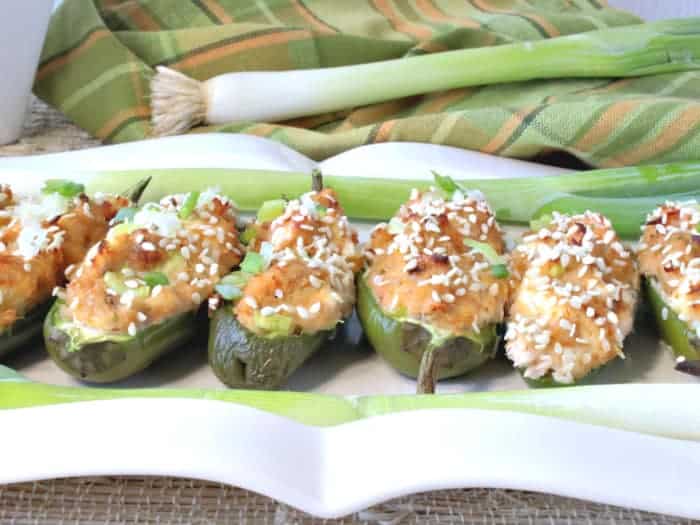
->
[417,344,439,394]
[311,169,323,192]
[121,176,152,204]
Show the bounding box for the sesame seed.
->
[137,312,147,322]
[431,290,441,303]
[142,242,156,252]
[310,302,321,314]
[260,306,275,317]
[297,306,309,319]
[128,323,137,336]
[192,292,202,304]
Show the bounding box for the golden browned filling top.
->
[0,184,129,329]
[62,189,241,335]
[232,188,361,336]
[506,211,638,383]
[364,188,509,336]
[638,201,700,338]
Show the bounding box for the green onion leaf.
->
[142,271,169,288]
[491,264,510,279]
[215,283,242,301]
[530,213,554,232]
[113,206,138,224]
[221,271,252,288]
[41,179,85,198]
[178,191,200,219]
[316,205,328,218]
[257,199,287,222]
[240,226,256,245]
[432,171,458,197]
[240,252,265,274]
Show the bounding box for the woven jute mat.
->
[0,98,694,525]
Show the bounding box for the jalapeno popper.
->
[506,212,639,386]
[45,189,242,382]
[638,201,700,375]
[0,180,136,358]
[209,180,362,390]
[358,181,509,394]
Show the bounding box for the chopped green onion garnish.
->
[240,252,265,274]
[548,263,565,278]
[432,171,458,197]
[142,271,169,288]
[530,213,554,232]
[113,206,138,224]
[316,205,328,217]
[178,191,200,219]
[104,271,127,293]
[240,226,256,245]
[215,283,242,301]
[387,217,404,234]
[491,264,510,279]
[41,179,85,198]
[221,271,252,288]
[254,312,294,337]
[257,199,287,222]
[464,239,509,278]
[464,239,503,264]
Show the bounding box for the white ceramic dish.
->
[0,135,697,518]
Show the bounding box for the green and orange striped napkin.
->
[35,0,700,167]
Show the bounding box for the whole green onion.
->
[150,18,700,135]
[31,161,700,239]
[1,366,699,440]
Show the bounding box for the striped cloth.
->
[34,0,700,167]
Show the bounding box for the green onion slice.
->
[41,179,85,198]
[178,191,200,219]
[113,206,138,224]
[215,283,243,301]
[464,238,509,278]
[240,252,265,274]
[491,264,510,279]
[220,271,252,288]
[530,213,554,232]
[240,226,256,245]
[254,312,294,336]
[257,199,287,222]
[142,271,169,288]
[387,218,404,234]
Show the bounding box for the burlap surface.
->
[0,99,694,525]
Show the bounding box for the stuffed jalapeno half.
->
[209,180,362,389]
[506,212,639,386]
[638,201,700,376]
[45,189,242,382]
[358,181,509,393]
[0,180,136,358]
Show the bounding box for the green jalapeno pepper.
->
[0,178,151,361]
[357,274,500,394]
[645,277,700,376]
[0,302,52,359]
[43,300,197,383]
[208,306,334,389]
